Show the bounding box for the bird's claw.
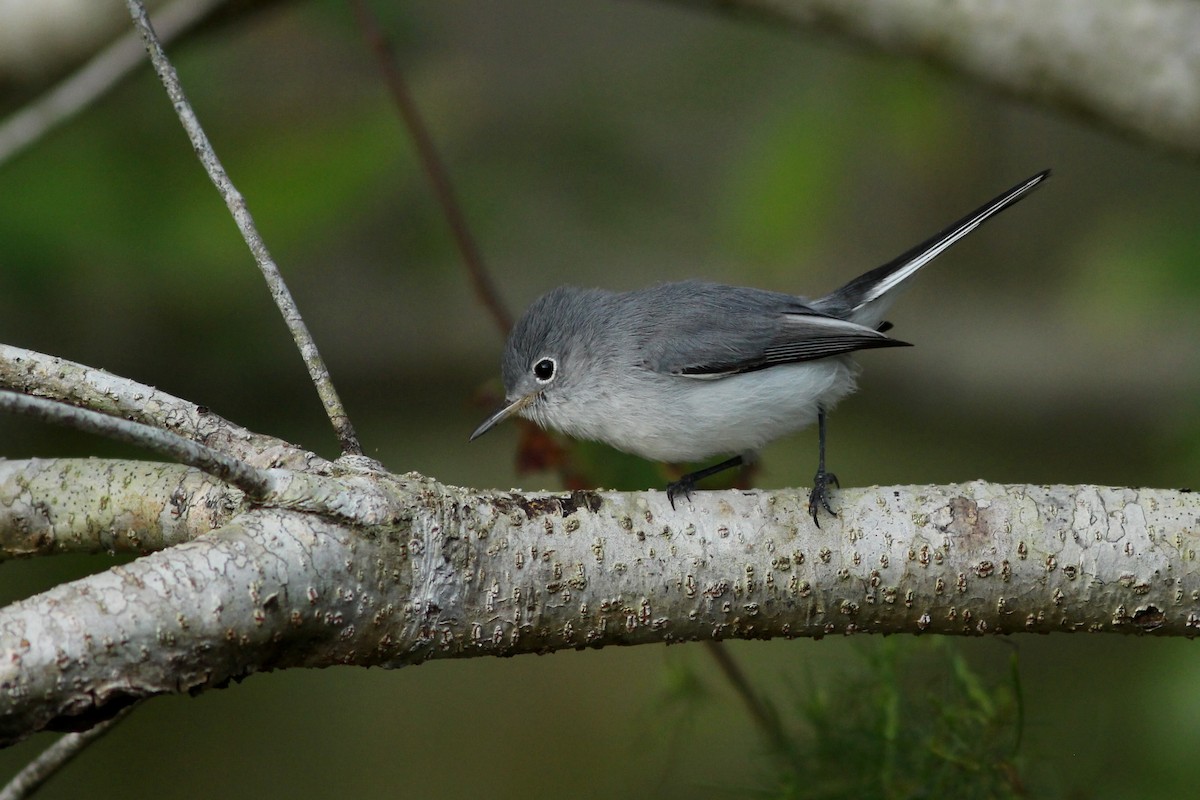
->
[808,470,839,526]
[666,477,695,510]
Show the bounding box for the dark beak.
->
[469,393,535,441]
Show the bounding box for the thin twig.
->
[703,640,792,756]
[0,342,312,467]
[123,0,364,455]
[346,0,513,335]
[0,706,134,800]
[0,390,273,500]
[0,0,226,167]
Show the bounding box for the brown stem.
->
[346,0,513,336]
[703,640,792,756]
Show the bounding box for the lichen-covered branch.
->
[3,468,1196,745]
[0,458,244,561]
[0,344,315,469]
[665,0,1200,157]
[0,392,274,500]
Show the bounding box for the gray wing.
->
[632,282,909,378]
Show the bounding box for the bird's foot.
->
[666,476,695,510]
[808,470,839,526]
[664,455,745,510]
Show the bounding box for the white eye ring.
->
[532,357,556,383]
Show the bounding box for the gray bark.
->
[0,459,241,560]
[4,0,1200,753]
[2,439,1197,744]
[2,346,1199,746]
[666,0,1200,156]
[6,2,1200,156]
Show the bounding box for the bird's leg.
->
[809,407,839,526]
[666,455,745,509]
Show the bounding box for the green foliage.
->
[1066,205,1200,331]
[663,640,1035,799]
[772,640,1027,799]
[718,64,959,275]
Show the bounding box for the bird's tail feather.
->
[814,170,1049,328]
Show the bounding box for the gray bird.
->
[472,170,1049,523]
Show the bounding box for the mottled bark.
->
[3,0,1199,754]
[0,459,242,561]
[3,462,1196,746]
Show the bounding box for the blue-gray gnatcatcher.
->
[472,170,1049,522]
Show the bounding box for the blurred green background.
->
[2,1,1199,797]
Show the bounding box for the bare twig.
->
[0,390,273,500]
[0,707,133,800]
[0,0,226,167]
[346,0,513,334]
[703,640,793,757]
[0,343,313,468]
[123,0,363,455]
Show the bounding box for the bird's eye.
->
[533,357,556,382]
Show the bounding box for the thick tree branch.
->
[3,469,1196,745]
[664,0,1200,157]
[0,459,243,561]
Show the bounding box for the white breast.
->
[539,358,859,463]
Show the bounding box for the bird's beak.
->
[469,393,535,441]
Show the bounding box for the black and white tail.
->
[814,170,1050,329]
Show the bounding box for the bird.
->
[471,170,1049,523]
